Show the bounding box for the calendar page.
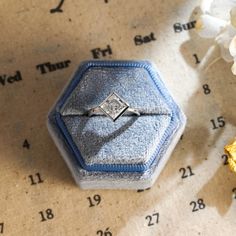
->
[0,1,236,235]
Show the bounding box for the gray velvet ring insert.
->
[47,60,187,190]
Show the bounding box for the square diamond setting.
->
[99,92,129,121]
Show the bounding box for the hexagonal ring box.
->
[47,60,186,189]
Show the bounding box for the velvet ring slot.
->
[47,60,186,189]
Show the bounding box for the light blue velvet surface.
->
[60,66,173,168]
[62,115,171,165]
[61,67,171,115]
[48,60,186,188]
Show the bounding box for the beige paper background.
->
[0,0,236,235]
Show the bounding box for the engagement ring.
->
[88,92,140,121]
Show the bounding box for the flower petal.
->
[230,7,236,27]
[196,14,227,38]
[229,35,236,57]
[219,43,233,61]
[210,0,236,20]
[200,0,214,13]
[231,59,236,74]
[216,25,236,61]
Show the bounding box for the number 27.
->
[145,212,159,226]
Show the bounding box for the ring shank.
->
[88,107,140,117]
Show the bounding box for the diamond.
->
[99,92,129,121]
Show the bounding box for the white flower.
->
[196,0,236,74]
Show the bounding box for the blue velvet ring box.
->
[47,60,186,189]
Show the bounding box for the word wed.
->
[0,71,22,87]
